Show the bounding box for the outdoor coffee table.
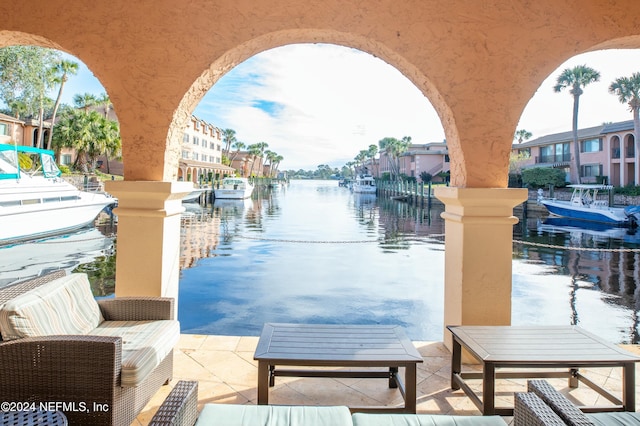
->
[447,325,640,416]
[254,323,423,413]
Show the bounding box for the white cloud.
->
[195,44,443,170]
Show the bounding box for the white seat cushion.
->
[0,273,103,340]
[92,319,180,386]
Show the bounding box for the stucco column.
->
[435,187,528,350]
[105,181,194,308]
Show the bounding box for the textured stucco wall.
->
[1,0,639,186]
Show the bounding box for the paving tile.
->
[134,335,640,425]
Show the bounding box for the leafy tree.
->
[46,59,79,150]
[419,171,432,183]
[609,72,640,161]
[0,46,61,148]
[553,65,600,183]
[509,150,531,174]
[521,167,566,188]
[514,129,532,144]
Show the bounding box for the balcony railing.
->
[536,153,571,164]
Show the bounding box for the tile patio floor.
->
[132,334,640,425]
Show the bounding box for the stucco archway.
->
[4,0,640,341]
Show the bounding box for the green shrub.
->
[58,164,71,174]
[521,167,566,188]
[615,185,640,196]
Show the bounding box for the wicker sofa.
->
[515,379,640,425]
[149,381,507,426]
[0,271,180,426]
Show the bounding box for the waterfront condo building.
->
[513,120,637,186]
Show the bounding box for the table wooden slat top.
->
[254,323,423,365]
[447,325,640,364]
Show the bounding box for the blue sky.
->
[60,45,640,171]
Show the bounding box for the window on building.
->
[60,154,72,165]
[0,123,7,136]
[194,121,200,130]
[193,152,199,161]
[182,150,189,159]
[193,136,199,146]
[581,138,602,153]
[581,164,602,177]
[183,133,189,143]
[540,143,570,163]
[210,142,215,150]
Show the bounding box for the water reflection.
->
[0,220,116,294]
[177,181,445,340]
[513,212,640,344]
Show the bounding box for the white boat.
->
[213,177,254,199]
[540,184,640,227]
[351,174,377,194]
[0,144,116,245]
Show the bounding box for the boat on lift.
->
[540,184,640,227]
[0,143,116,245]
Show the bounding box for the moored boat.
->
[351,174,377,194]
[540,184,639,227]
[213,177,254,199]
[0,144,116,245]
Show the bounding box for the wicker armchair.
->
[0,271,176,426]
[515,379,640,426]
[149,381,199,426]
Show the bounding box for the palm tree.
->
[354,150,367,174]
[247,142,267,177]
[98,118,121,174]
[73,92,97,112]
[366,144,378,175]
[9,100,28,120]
[514,129,532,144]
[609,72,640,184]
[46,59,79,150]
[264,150,278,177]
[379,136,411,180]
[222,128,236,156]
[229,140,245,164]
[96,92,112,119]
[553,65,601,183]
[272,154,284,177]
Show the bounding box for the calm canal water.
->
[3,179,640,344]
[178,179,640,344]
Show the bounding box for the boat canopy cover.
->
[0,143,61,180]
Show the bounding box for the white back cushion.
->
[0,273,104,340]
